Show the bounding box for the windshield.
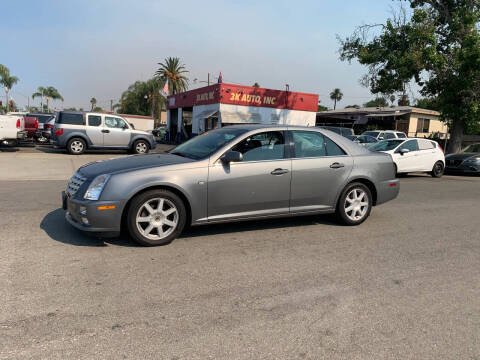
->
[368,139,404,151]
[170,127,249,160]
[461,143,480,153]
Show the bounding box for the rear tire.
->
[336,182,373,226]
[67,137,86,155]
[127,189,186,246]
[132,139,149,154]
[431,161,444,178]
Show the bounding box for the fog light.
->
[80,206,87,216]
[81,217,89,225]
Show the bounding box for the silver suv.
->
[51,111,156,154]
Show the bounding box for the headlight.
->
[464,156,480,164]
[84,174,110,200]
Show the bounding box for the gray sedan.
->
[62,125,400,246]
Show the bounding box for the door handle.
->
[271,168,289,175]
[101,129,110,133]
[330,162,345,169]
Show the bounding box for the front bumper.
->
[375,178,400,205]
[62,191,124,236]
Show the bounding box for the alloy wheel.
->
[344,188,369,221]
[136,197,178,240]
[136,142,148,154]
[70,140,84,153]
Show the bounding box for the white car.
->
[362,130,407,140]
[368,138,445,177]
[0,115,27,146]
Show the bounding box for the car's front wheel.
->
[132,139,149,154]
[127,189,186,246]
[336,182,373,226]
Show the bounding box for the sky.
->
[1,0,402,110]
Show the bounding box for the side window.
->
[231,131,285,162]
[399,140,419,152]
[88,115,101,127]
[105,116,127,129]
[418,139,435,150]
[292,131,326,158]
[325,136,346,156]
[396,132,407,138]
[383,132,396,139]
[58,113,84,125]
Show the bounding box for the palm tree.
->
[329,88,343,110]
[155,57,189,95]
[32,86,47,111]
[90,97,97,111]
[32,86,63,112]
[252,82,260,88]
[0,64,19,113]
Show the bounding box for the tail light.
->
[55,128,64,136]
[35,119,39,129]
[16,118,21,129]
[45,123,53,129]
[438,145,444,153]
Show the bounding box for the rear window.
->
[57,112,84,125]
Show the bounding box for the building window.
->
[416,118,430,133]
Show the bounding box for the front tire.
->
[132,139,149,154]
[127,189,186,246]
[336,182,373,226]
[431,161,444,178]
[67,137,86,155]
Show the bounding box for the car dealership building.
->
[166,83,319,142]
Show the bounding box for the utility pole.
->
[207,73,210,86]
[110,99,113,112]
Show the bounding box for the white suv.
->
[368,138,445,177]
[362,130,407,140]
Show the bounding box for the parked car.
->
[41,116,56,141]
[28,113,55,143]
[318,126,354,137]
[51,111,156,155]
[368,138,445,177]
[23,116,38,139]
[346,135,378,146]
[445,143,480,174]
[0,115,27,146]
[62,125,400,246]
[362,130,407,140]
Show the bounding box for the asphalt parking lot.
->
[1,148,480,359]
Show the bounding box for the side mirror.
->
[378,136,384,140]
[399,148,410,155]
[221,150,243,163]
[129,123,135,129]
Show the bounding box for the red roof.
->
[167,83,318,112]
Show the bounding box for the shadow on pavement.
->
[40,208,138,247]
[41,208,341,247]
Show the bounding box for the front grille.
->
[66,172,87,196]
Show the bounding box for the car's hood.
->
[77,153,195,178]
[445,153,479,161]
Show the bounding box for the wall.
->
[122,115,154,131]
[408,113,448,137]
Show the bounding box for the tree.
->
[33,86,63,112]
[364,98,388,107]
[318,101,328,111]
[155,57,189,95]
[329,88,343,110]
[339,1,480,152]
[252,82,260,88]
[90,97,97,111]
[92,106,103,112]
[32,86,47,111]
[0,64,19,113]
[115,78,165,122]
[345,104,360,109]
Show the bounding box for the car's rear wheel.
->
[431,161,444,178]
[336,182,372,226]
[132,139,149,154]
[127,189,186,246]
[67,137,86,155]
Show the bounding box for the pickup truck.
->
[0,115,27,146]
